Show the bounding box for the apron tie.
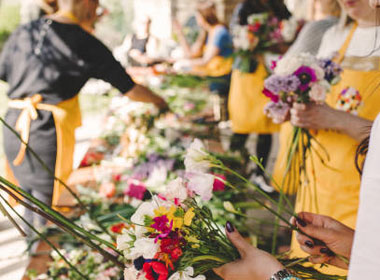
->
[8,94,44,166]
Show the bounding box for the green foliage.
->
[0,3,20,49]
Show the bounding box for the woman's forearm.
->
[333,110,373,142]
[126,84,168,109]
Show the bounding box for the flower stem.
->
[0,193,90,280]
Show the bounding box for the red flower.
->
[143,261,169,280]
[112,174,122,182]
[212,174,226,192]
[170,247,183,262]
[110,223,126,234]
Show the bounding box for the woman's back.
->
[0,18,134,104]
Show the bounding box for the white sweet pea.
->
[184,139,211,172]
[165,178,188,202]
[131,201,155,237]
[116,232,133,251]
[125,237,160,260]
[168,267,206,280]
[186,172,214,201]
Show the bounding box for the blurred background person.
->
[0,0,168,237]
[114,15,161,67]
[228,0,291,192]
[173,0,233,120]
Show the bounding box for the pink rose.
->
[309,83,326,103]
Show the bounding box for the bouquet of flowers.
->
[232,13,299,72]
[117,188,239,280]
[263,53,342,194]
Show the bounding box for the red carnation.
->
[143,261,169,280]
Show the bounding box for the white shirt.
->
[318,24,380,58]
[348,114,380,279]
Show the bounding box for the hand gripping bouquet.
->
[232,13,299,73]
[263,53,342,195]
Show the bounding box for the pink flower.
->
[309,83,327,103]
[264,101,290,124]
[125,181,147,200]
[151,216,173,242]
[213,174,226,191]
[263,88,279,103]
[294,66,317,92]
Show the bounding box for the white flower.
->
[165,178,188,202]
[186,172,214,201]
[116,232,133,251]
[184,139,211,172]
[168,267,206,280]
[124,265,145,280]
[309,83,327,103]
[125,237,160,260]
[131,201,155,237]
[274,56,302,76]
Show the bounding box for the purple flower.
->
[263,88,279,103]
[318,59,342,83]
[264,101,290,124]
[282,75,301,92]
[264,75,285,94]
[294,66,317,91]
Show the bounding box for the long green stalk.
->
[0,193,90,279]
[0,176,120,253]
[0,184,124,268]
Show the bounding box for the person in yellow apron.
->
[173,1,233,119]
[0,0,168,235]
[273,0,380,275]
[228,0,291,189]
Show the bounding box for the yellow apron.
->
[6,94,82,208]
[193,27,233,77]
[228,59,280,134]
[278,24,380,276]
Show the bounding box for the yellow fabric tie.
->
[9,94,44,166]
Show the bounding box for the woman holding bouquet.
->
[228,0,291,191]
[0,0,168,233]
[272,0,380,275]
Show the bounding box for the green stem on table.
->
[0,176,120,254]
[0,193,90,280]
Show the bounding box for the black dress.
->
[0,18,135,195]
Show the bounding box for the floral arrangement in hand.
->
[232,13,300,72]
[262,53,342,193]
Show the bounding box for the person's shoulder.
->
[303,17,339,33]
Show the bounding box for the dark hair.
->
[196,0,220,26]
[238,0,267,25]
[238,0,291,25]
[355,136,370,175]
[267,0,291,20]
